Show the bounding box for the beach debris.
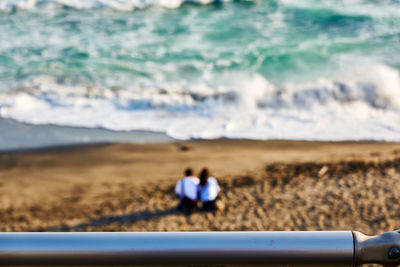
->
[318,166,329,177]
[178,145,190,152]
[216,200,226,212]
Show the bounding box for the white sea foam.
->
[0,0,235,12]
[0,63,400,141]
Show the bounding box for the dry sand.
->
[1,140,400,235]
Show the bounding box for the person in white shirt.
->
[197,168,220,211]
[175,168,199,213]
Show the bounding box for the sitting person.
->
[175,168,199,213]
[197,168,220,211]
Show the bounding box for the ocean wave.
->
[259,64,400,110]
[0,0,236,12]
[1,63,400,140]
[1,0,399,13]
[279,0,400,18]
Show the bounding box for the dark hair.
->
[199,168,209,186]
[184,168,193,177]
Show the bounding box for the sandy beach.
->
[1,140,400,234]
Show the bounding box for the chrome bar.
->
[0,231,354,266]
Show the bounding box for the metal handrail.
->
[1,230,399,266]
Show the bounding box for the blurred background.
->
[0,0,400,235]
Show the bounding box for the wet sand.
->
[1,140,400,234]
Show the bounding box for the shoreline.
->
[1,118,400,152]
[0,118,175,151]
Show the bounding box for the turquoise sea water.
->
[0,0,400,141]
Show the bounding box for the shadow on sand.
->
[34,207,181,232]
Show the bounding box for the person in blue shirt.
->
[197,168,220,211]
[175,168,199,213]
